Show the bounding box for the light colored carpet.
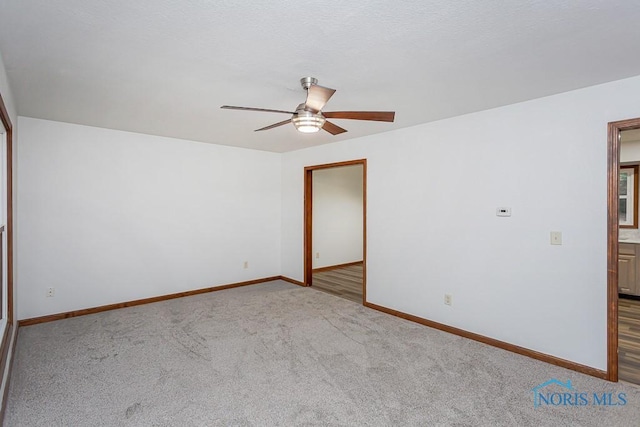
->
[5,281,640,426]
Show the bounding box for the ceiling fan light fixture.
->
[292,111,325,133]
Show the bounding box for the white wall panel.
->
[17,117,281,319]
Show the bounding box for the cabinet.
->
[619,243,639,295]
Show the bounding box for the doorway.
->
[0,90,14,402]
[304,159,366,304]
[612,123,640,384]
[608,117,640,383]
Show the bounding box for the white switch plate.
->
[550,231,562,245]
[496,207,511,217]
[444,294,452,306]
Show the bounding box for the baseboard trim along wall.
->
[279,276,306,287]
[311,261,363,274]
[363,301,608,380]
[18,276,283,327]
[17,277,603,380]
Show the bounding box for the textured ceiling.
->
[1,1,640,152]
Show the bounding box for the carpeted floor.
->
[6,281,640,426]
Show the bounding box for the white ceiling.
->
[1,1,640,153]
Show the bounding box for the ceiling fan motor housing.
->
[295,103,315,114]
[300,77,318,90]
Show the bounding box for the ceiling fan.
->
[221,77,395,135]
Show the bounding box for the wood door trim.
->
[304,159,367,171]
[0,92,12,323]
[0,90,15,420]
[608,117,640,382]
[304,159,367,305]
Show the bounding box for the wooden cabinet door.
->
[619,254,637,295]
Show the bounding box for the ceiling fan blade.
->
[322,111,395,122]
[322,121,348,135]
[305,85,336,113]
[221,105,294,114]
[255,119,292,132]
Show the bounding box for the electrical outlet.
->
[550,231,562,245]
[444,294,452,306]
[316,252,320,259]
[46,287,55,298]
[243,261,249,269]
[496,207,512,217]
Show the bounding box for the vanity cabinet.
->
[619,243,639,295]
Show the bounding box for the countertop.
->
[620,238,640,244]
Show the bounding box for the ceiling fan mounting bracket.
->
[300,77,318,90]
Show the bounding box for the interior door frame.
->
[607,117,640,382]
[0,91,14,415]
[304,159,367,304]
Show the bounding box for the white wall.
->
[312,165,363,269]
[17,117,281,320]
[13,71,640,371]
[621,138,640,162]
[282,75,640,371]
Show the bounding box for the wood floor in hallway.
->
[619,296,640,385]
[311,263,363,303]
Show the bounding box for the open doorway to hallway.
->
[304,160,366,304]
[617,126,640,385]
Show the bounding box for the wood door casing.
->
[608,117,640,382]
[303,159,367,304]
